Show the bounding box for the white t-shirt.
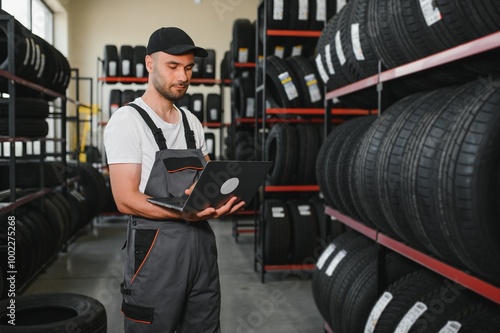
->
[104,97,208,193]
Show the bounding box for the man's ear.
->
[145,54,154,74]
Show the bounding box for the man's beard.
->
[152,74,187,102]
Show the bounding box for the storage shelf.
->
[0,69,65,100]
[325,206,500,305]
[325,31,500,100]
[0,188,51,214]
[203,122,223,128]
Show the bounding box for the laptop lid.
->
[147,160,272,212]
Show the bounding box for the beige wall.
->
[61,0,258,107]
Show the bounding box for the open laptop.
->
[147,160,272,212]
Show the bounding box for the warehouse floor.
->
[24,215,324,333]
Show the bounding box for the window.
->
[1,0,53,43]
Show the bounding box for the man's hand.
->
[181,197,246,222]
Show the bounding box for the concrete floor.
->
[24,216,325,333]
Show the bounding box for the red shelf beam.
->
[234,62,256,68]
[266,108,378,116]
[267,30,322,38]
[264,264,315,271]
[325,207,377,240]
[324,206,500,304]
[265,185,319,192]
[378,233,500,305]
[326,31,500,100]
[98,77,222,84]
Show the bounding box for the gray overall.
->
[120,104,221,333]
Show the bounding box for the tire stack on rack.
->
[0,162,108,298]
[225,18,257,160]
[252,1,339,277]
[314,0,500,330]
[313,232,500,333]
[258,196,331,266]
[0,10,71,100]
[314,0,500,109]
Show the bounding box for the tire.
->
[0,293,107,332]
[265,0,290,30]
[204,132,216,160]
[0,97,49,119]
[0,161,65,190]
[191,56,204,85]
[286,199,318,264]
[401,82,478,266]
[0,119,48,138]
[119,45,134,78]
[265,123,298,185]
[232,19,255,63]
[233,75,256,118]
[103,44,119,78]
[295,124,320,185]
[175,93,191,110]
[341,251,420,333]
[317,232,374,326]
[354,93,425,238]
[370,270,473,333]
[328,241,377,332]
[285,56,324,108]
[325,117,371,215]
[206,93,221,123]
[337,116,376,224]
[265,55,300,108]
[74,162,107,221]
[260,199,291,265]
[288,0,309,30]
[121,89,136,106]
[202,48,216,81]
[189,93,204,123]
[376,88,449,248]
[109,89,122,115]
[132,45,147,78]
[433,77,500,284]
[309,0,337,30]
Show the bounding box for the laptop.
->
[147,160,272,212]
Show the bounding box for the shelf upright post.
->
[4,13,17,203]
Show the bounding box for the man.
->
[104,27,244,333]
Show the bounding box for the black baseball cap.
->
[146,27,208,57]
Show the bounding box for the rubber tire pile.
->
[0,293,107,332]
[313,232,500,333]
[0,10,71,100]
[0,97,50,138]
[258,197,331,265]
[0,163,108,298]
[315,0,500,108]
[317,77,500,286]
[226,1,336,159]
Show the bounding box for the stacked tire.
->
[315,0,500,108]
[0,163,108,298]
[0,11,71,99]
[259,197,331,265]
[265,123,322,185]
[316,76,500,285]
[313,232,500,332]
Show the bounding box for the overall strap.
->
[128,103,168,150]
[177,107,197,149]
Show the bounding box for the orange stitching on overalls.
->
[121,311,153,325]
[130,229,160,284]
[167,166,204,173]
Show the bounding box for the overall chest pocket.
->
[163,156,204,197]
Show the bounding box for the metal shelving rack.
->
[320,31,500,316]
